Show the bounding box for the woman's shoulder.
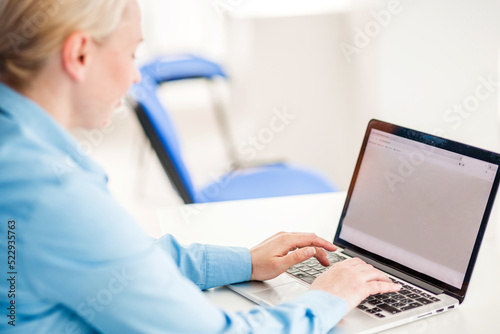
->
[1,113,66,184]
[0,112,105,220]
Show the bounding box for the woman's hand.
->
[310,258,402,312]
[249,232,337,281]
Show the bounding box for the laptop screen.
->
[337,122,499,291]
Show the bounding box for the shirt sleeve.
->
[21,177,347,334]
[157,234,252,290]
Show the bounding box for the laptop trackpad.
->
[254,282,309,306]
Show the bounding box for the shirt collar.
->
[0,82,108,180]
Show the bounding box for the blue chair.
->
[128,55,337,204]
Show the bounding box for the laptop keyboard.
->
[286,252,441,318]
[286,252,347,284]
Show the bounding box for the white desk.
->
[157,192,500,333]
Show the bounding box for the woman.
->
[0,0,399,333]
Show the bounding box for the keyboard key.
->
[357,304,369,310]
[293,272,315,284]
[368,300,383,306]
[303,268,319,275]
[374,313,386,318]
[430,297,441,302]
[400,302,422,311]
[377,303,401,315]
[408,293,421,299]
[300,275,315,284]
[328,256,346,265]
[415,297,433,305]
[381,298,397,304]
[392,302,407,308]
[371,307,382,313]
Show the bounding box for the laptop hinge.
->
[342,249,444,295]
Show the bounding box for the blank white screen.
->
[340,130,497,288]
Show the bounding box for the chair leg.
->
[133,129,153,200]
[207,78,242,169]
[206,78,288,171]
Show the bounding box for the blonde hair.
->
[0,0,130,89]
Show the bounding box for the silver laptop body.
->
[228,119,500,334]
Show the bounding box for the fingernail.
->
[305,247,316,257]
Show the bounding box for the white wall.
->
[224,0,500,189]
[376,0,500,151]
[136,0,225,59]
[136,0,500,184]
[135,0,500,245]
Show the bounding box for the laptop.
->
[228,119,500,333]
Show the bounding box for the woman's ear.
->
[61,31,92,82]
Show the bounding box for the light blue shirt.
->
[0,82,347,333]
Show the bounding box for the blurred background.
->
[72,0,500,248]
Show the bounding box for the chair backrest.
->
[128,55,227,204]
